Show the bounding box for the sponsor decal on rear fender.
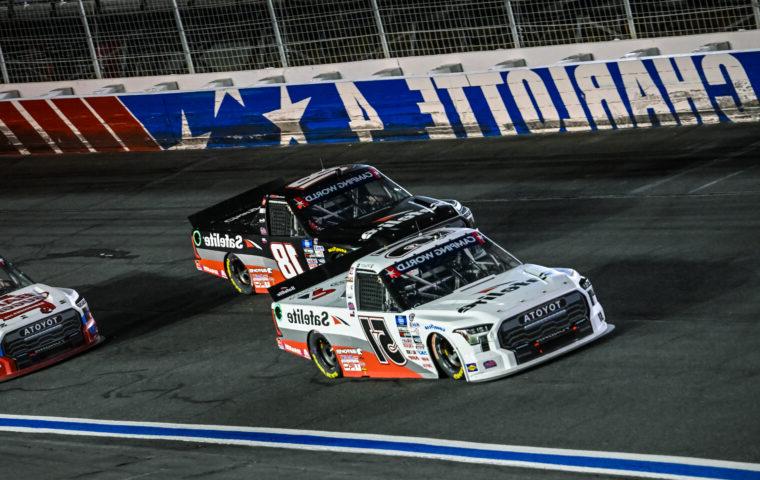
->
[198,232,244,249]
[285,309,330,326]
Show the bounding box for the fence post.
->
[266,0,288,68]
[622,0,637,39]
[0,43,9,84]
[753,0,760,29]
[504,0,521,49]
[170,0,195,74]
[370,0,390,58]
[78,0,102,79]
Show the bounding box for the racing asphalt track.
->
[1,123,759,479]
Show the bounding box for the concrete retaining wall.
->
[1,50,758,156]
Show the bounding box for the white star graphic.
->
[169,109,211,150]
[263,87,311,146]
[214,88,245,116]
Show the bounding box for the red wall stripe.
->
[86,96,160,152]
[52,98,124,152]
[0,102,54,154]
[0,125,18,155]
[19,100,89,154]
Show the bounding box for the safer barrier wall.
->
[1,51,759,156]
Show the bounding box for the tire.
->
[308,332,342,379]
[225,254,253,295]
[430,333,464,380]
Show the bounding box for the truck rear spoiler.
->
[188,178,287,230]
[268,246,374,302]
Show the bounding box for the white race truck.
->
[269,228,613,382]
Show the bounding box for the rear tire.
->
[225,254,253,295]
[308,332,342,379]
[430,333,464,380]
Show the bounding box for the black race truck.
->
[189,164,474,294]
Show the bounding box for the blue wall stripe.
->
[116,51,760,150]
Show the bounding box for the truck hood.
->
[410,265,576,325]
[0,284,76,326]
[317,196,464,246]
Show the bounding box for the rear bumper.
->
[0,334,104,383]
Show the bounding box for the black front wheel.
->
[225,254,253,295]
[430,333,464,380]
[308,332,342,379]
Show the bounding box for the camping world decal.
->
[1,52,758,156]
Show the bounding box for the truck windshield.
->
[293,169,409,232]
[381,231,520,309]
[0,258,34,296]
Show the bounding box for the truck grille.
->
[2,309,84,369]
[498,291,592,364]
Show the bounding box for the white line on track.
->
[141,157,218,190]
[465,191,760,203]
[1,191,759,217]
[0,414,758,480]
[629,157,726,195]
[688,168,751,194]
[629,139,760,195]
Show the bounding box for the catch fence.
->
[1,0,758,83]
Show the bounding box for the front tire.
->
[430,333,464,380]
[225,254,253,295]
[308,332,342,379]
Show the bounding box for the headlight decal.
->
[454,324,493,345]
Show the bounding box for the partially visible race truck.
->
[0,254,103,382]
[189,164,473,294]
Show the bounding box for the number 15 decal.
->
[360,316,406,365]
[270,242,304,279]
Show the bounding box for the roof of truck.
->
[284,164,373,191]
[356,227,482,274]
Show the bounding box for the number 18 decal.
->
[270,242,304,279]
[360,316,406,365]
